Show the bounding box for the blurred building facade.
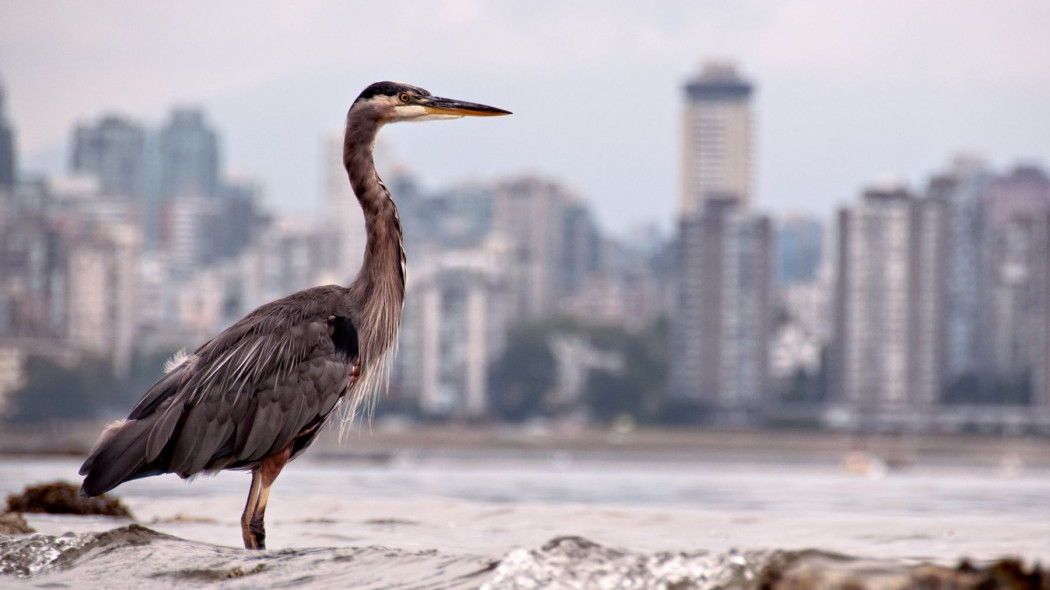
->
[979,165,1050,408]
[0,79,17,191]
[678,62,754,215]
[670,198,772,422]
[397,247,509,418]
[672,64,772,425]
[157,108,220,200]
[493,177,594,322]
[929,157,991,386]
[71,115,147,199]
[827,162,1050,429]
[322,133,368,283]
[831,186,943,423]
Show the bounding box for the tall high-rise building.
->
[0,78,15,191]
[493,177,579,321]
[673,63,770,424]
[832,186,946,421]
[679,62,754,215]
[979,165,1050,404]
[927,157,991,384]
[670,198,772,421]
[1026,213,1050,408]
[70,115,146,198]
[158,108,219,199]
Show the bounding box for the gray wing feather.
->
[80,285,358,495]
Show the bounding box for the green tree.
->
[489,324,557,422]
[582,321,668,424]
[488,316,671,424]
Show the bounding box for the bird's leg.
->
[240,468,263,549]
[243,443,294,550]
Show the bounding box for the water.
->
[1,452,1048,588]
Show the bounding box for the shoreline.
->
[2,420,1048,471]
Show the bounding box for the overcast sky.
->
[2,1,1048,235]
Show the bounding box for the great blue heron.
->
[79,81,510,550]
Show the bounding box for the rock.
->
[5,480,133,518]
[760,553,1048,590]
[0,512,34,535]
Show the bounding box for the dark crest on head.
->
[355,81,431,103]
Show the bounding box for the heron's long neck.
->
[344,112,405,360]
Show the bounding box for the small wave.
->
[481,536,1044,590]
[1,524,171,577]
[0,525,495,589]
[481,535,824,590]
[3,527,1041,589]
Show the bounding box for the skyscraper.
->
[927,157,990,384]
[833,188,913,413]
[831,186,946,422]
[679,62,754,215]
[158,108,219,199]
[670,198,772,421]
[979,165,1050,405]
[0,78,15,191]
[70,115,146,197]
[672,63,770,424]
[493,177,578,321]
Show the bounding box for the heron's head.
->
[351,81,511,124]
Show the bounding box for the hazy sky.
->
[2,1,1048,235]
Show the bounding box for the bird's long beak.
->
[421,96,512,117]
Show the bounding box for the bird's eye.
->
[399,93,410,103]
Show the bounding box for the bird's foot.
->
[241,517,266,550]
[247,517,266,550]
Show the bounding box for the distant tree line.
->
[2,349,181,424]
[488,316,669,424]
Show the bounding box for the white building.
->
[832,185,946,422]
[322,133,368,283]
[397,246,509,418]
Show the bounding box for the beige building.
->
[492,177,577,321]
[679,62,754,215]
[65,223,140,376]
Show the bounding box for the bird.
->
[79,81,511,550]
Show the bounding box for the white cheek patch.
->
[398,104,464,122]
[417,112,465,121]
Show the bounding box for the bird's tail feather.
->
[79,418,158,496]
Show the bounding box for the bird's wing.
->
[80,286,359,494]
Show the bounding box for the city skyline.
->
[2,1,1049,236]
[4,71,1050,428]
